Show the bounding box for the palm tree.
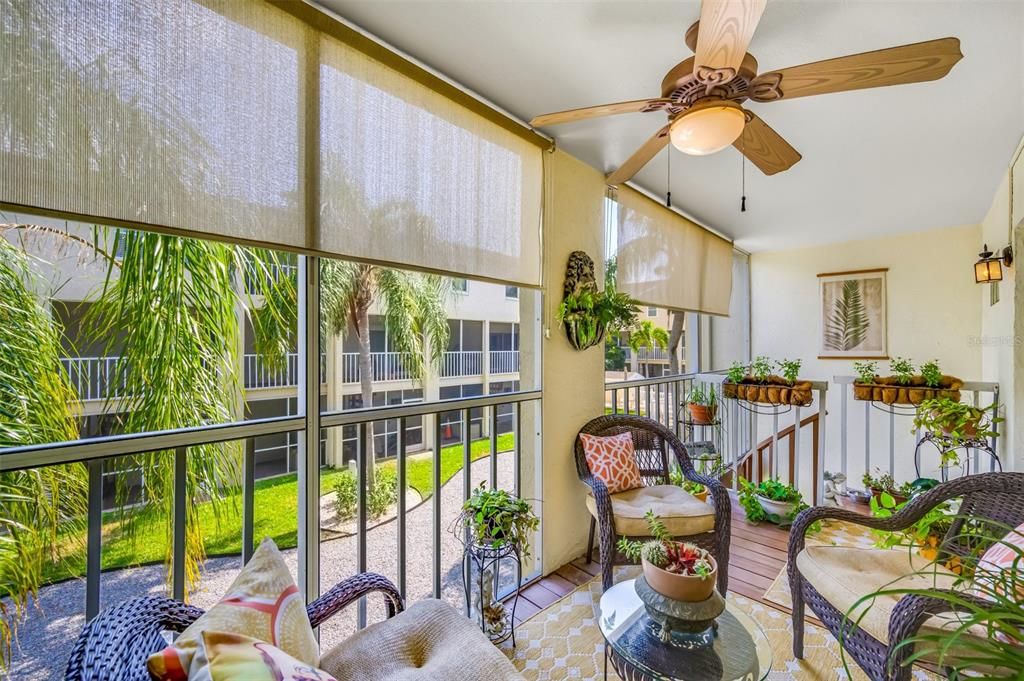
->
[0,240,86,665]
[320,258,450,483]
[668,311,685,374]
[627,320,670,381]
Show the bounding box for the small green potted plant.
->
[683,384,717,425]
[669,468,708,503]
[557,288,639,351]
[861,469,915,505]
[852,360,878,400]
[738,477,808,527]
[456,483,540,558]
[617,511,717,602]
[913,398,1000,465]
[722,357,812,406]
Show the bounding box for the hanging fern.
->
[824,279,869,351]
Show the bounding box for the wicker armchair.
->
[575,414,731,593]
[65,572,402,681]
[788,472,1024,681]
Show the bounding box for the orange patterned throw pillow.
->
[147,538,318,681]
[579,432,643,494]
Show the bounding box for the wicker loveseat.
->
[788,471,1024,681]
[65,572,524,681]
[575,414,731,592]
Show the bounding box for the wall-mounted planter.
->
[563,318,606,351]
[723,376,813,407]
[853,375,962,405]
[558,250,638,352]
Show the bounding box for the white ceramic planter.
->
[756,495,796,519]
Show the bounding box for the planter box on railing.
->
[852,375,962,405]
[722,376,813,407]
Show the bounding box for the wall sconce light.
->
[974,244,1014,283]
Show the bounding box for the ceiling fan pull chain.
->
[666,146,672,208]
[740,140,747,212]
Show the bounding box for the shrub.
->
[333,466,398,521]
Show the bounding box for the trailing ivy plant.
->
[737,477,809,526]
[853,360,878,384]
[889,357,915,385]
[457,484,539,559]
[912,398,1000,465]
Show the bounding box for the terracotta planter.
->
[853,376,964,405]
[641,555,717,603]
[691,488,709,503]
[870,488,908,506]
[687,403,717,425]
[756,494,797,519]
[724,376,813,407]
[852,383,874,401]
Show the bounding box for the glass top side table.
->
[598,579,772,681]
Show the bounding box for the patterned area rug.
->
[503,558,935,680]
[763,519,878,611]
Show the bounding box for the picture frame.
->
[817,268,888,359]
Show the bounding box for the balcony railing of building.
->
[441,350,483,378]
[61,356,125,401]
[489,349,520,374]
[635,347,673,362]
[0,390,541,631]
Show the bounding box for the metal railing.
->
[0,390,541,633]
[635,347,673,362]
[441,350,483,378]
[60,356,124,401]
[832,375,1000,486]
[489,349,520,374]
[340,351,415,383]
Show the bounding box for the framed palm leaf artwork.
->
[817,269,888,359]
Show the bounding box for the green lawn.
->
[41,433,514,585]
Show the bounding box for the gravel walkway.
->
[4,452,516,680]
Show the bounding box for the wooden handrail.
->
[733,411,822,504]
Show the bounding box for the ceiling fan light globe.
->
[669,103,746,156]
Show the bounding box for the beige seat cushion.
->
[585,484,715,536]
[796,544,979,654]
[319,599,525,681]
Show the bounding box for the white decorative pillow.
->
[147,538,317,680]
[190,631,336,681]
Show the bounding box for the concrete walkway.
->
[4,452,516,681]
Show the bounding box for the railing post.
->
[433,415,443,598]
[356,421,368,629]
[242,438,255,564]
[85,459,103,620]
[792,405,801,489]
[172,446,187,602]
[397,417,407,599]
[816,385,827,506]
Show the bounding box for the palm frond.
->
[824,279,869,351]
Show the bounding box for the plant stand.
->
[914,431,1001,481]
[460,540,522,646]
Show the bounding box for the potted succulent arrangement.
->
[722,357,813,407]
[617,512,717,602]
[683,384,718,425]
[852,357,963,405]
[912,397,1000,465]
[737,477,808,527]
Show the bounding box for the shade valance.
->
[0,0,543,286]
[612,187,733,316]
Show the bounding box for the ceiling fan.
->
[530,0,962,186]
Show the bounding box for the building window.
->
[647,307,657,316]
[505,285,519,299]
[452,277,468,293]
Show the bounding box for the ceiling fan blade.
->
[530,98,673,127]
[734,112,801,175]
[606,125,671,186]
[749,37,963,102]
[693,0,767,84]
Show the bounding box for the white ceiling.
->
[317,1,1024,252]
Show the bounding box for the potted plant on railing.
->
[853,357,963,405]
[912,397,1000,465]
[737,477,809,527]
[683,384,717,425]
[722,357,813,407]
[617,512,717,602]
[861,469,915,505]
